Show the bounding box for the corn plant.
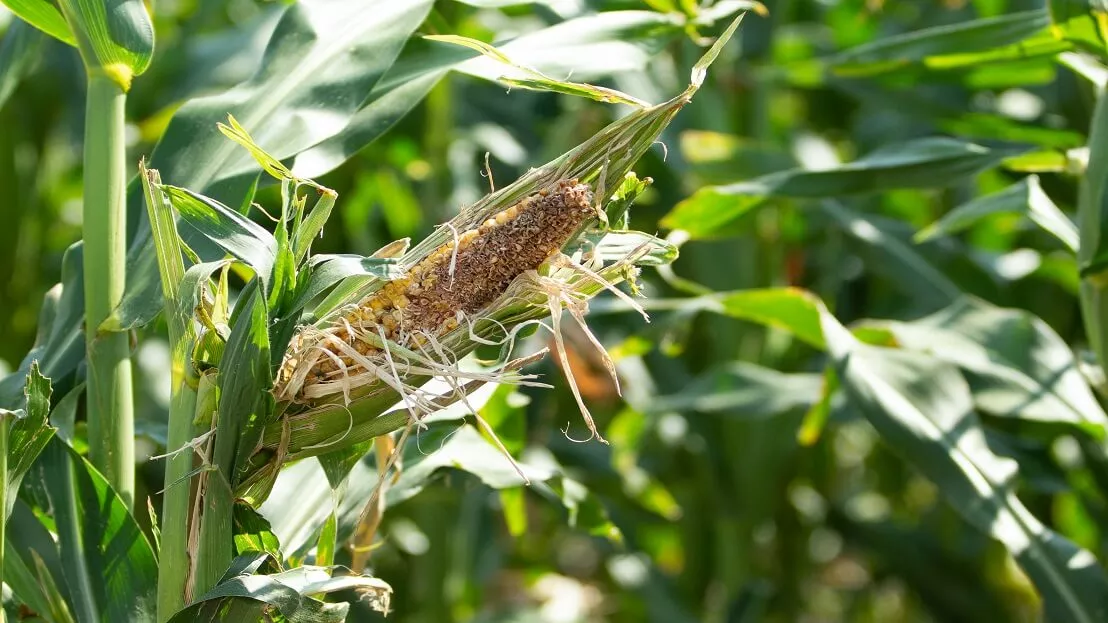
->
[0,0,754,620]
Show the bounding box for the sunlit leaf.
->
[821,310,1108,622]
[916,175,1079,252]
[0,0,75,46]
[664,138,1021,238]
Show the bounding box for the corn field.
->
[5,1,1108,622]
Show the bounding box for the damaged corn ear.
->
[275,179,595,401]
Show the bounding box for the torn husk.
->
[238,39,729,499]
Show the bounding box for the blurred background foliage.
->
[4,0,1107,621]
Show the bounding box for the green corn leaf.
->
[0,0,75,46]
[55,0,153,87]
[3,362,55,519]
[820,201,963,308]
[647,362,822,417]
[916,175,1079,252]
[290,254,402,319]
[5,500,77,623]
[426,33,648,107]
[232,504,283,561]
[0,243,84,409]
[162,186,277,287]
[864,297,1108,437]
[830,9,1059,77]
[708,287,829,349]
[664,137,1022,238]
[820,310,1108,623]
[1051,0,1108,57]
[194,286,272,597]
[20,438,158,623]
[167,554,391,622]
[0,18,44,112]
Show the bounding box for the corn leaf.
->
[55,0,153,83]
[646,362,823,417]
[820,310,1108,623]
[194,287,273,597]
[0,244,84,409]
[0,0,75,46]
[161,186,277,290]
[3,362,55,519]
[829,9,1057,77]
[20,438,158,623]
[663,137,1024,238]
[167,554,391,622]
[865,297,1108,437]
[5,500,76,623]
[0,18,43,111]
[916,175,1079,252]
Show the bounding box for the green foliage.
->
[15,1,1108,622]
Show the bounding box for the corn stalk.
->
[54,0,154,509]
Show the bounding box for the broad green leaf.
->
[866,297,1108,437]
[834,513,1041,621]
[0,0,75,46]
[22,438,158,623]
[819,201,962,307]
[141,0,432,204]
[168,555,391,622]
[451,10,684,85]
[648,361,822,417]
[232,504,283,561]
[162,186,277,286]
[830,10,1058,77]
[1051,0,1108,57]
[426,33,648,106]
[0,18,43,111]
[5,500,76,623]
[3,362,55,519]
[56,0,153,84]
[664,138,1021,238]
[292,10,694,177]
[938,113,1083,150]
[290,254,401,320]
[711,288,828,349]
[821,311,1108,623]
[916,175,1079,252]
[0,242,83,409]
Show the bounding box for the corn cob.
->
[275,179,595,401]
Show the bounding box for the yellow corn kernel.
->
[459,230,480,248]
[394,294,410,309]
[483,218,497,229]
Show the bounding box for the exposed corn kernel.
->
[276,179,595,400]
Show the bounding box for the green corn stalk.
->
[1080,86,1108,382]
[80,68,136,508]
[30,0,155,509]
[141,164,200,621]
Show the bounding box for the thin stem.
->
[82,72,134,509]
[142,166,199,621]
